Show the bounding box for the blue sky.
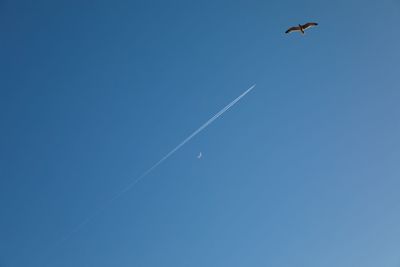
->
[1,0,400,266]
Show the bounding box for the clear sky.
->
[1,0,400,266]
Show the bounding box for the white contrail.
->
[114,83,256,197]
[52,83,256,248]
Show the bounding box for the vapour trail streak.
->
[114,83,256,198]
[53,83,256,247]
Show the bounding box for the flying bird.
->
[285,22,318,34]
[197,152,202,159]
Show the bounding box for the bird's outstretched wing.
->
[285,26,301,34]
[302,22,318,29]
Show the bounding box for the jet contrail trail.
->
[115,83,256,197]
[51,83,256,249]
